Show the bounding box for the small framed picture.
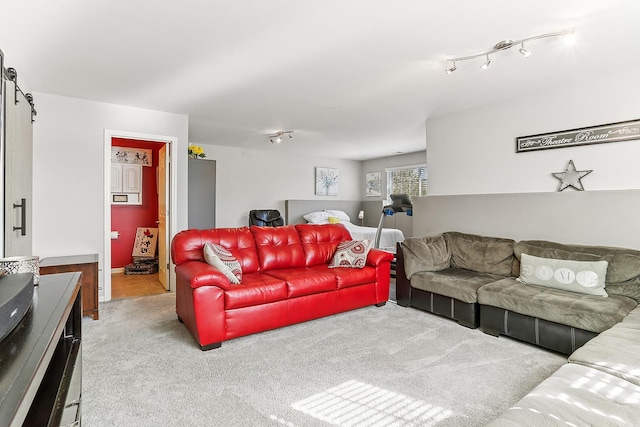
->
[365,172,381,197]
[315,167,339,196]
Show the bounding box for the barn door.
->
[3,71,34,257]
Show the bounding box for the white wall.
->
[426,68,640,195]
[201,144,362,227]
[32,93,189,299]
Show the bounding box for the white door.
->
[3,79,33,256]
[157,144,169,290]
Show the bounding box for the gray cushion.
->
[410,268,505,304]
[478,277,637,333]
[401,235,450,278]
[445,232,515,276]
[569,320,640,387]
[518,253,608,297]
[486,364,640,426]
[607,276,640,304]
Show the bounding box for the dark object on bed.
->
[249,209,284,227]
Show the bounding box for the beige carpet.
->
[82,293,565,426]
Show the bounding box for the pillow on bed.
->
[328,216,341,224]
[329,240,372,268]
[325,210,351,223]
[303,211,330,224]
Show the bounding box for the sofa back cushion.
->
[515,240,640,284]
[445,232,515,276]
[171,227,260,273]
[295,224,352,266]
[515,240,640,303]
[401,234,451,279]
[251,225,306,270]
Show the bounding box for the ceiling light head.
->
[446,60,457,75]
[562,32,575,45]
[480,55,491,70]
[519,43,532,58]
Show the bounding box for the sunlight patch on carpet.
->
[290,379,453,426]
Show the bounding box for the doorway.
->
[103,130,178,302]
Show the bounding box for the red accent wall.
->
[111,138,162,269]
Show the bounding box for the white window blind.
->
[385,165,427,202]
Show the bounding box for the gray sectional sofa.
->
[396,231,640,425]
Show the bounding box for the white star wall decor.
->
[551,160,593,191]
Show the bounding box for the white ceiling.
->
[2,0,640,160]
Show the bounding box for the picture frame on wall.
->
[315,167,339,196]
[365,172,381,197]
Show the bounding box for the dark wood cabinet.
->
[0,272,82,426]
[40,254,99,319]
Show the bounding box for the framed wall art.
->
[365,172,381,197]
[315,167,339,196]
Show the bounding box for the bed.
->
[301,209,405,253]
[341,221,404,252]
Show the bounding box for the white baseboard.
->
[111,267,125,274]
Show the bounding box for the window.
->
[386,165,427,202]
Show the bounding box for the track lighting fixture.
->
[269,130,293,144]
[445,30,573,74]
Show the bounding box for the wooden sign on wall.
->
[111,147,152,166]
[516,119,640,153]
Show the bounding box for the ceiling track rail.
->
[0,48,37,123]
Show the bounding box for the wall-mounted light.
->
[269,130,293,144]
[445,30,574,74]
[357,210,365,225]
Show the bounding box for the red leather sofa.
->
[171,224,394,350]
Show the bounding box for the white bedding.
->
[341,222,404,252]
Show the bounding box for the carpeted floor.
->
[82,293,565,426]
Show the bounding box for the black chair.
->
[249,209,284,227]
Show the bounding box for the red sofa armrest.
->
[175,261,234,290]
[367,249,395,267]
